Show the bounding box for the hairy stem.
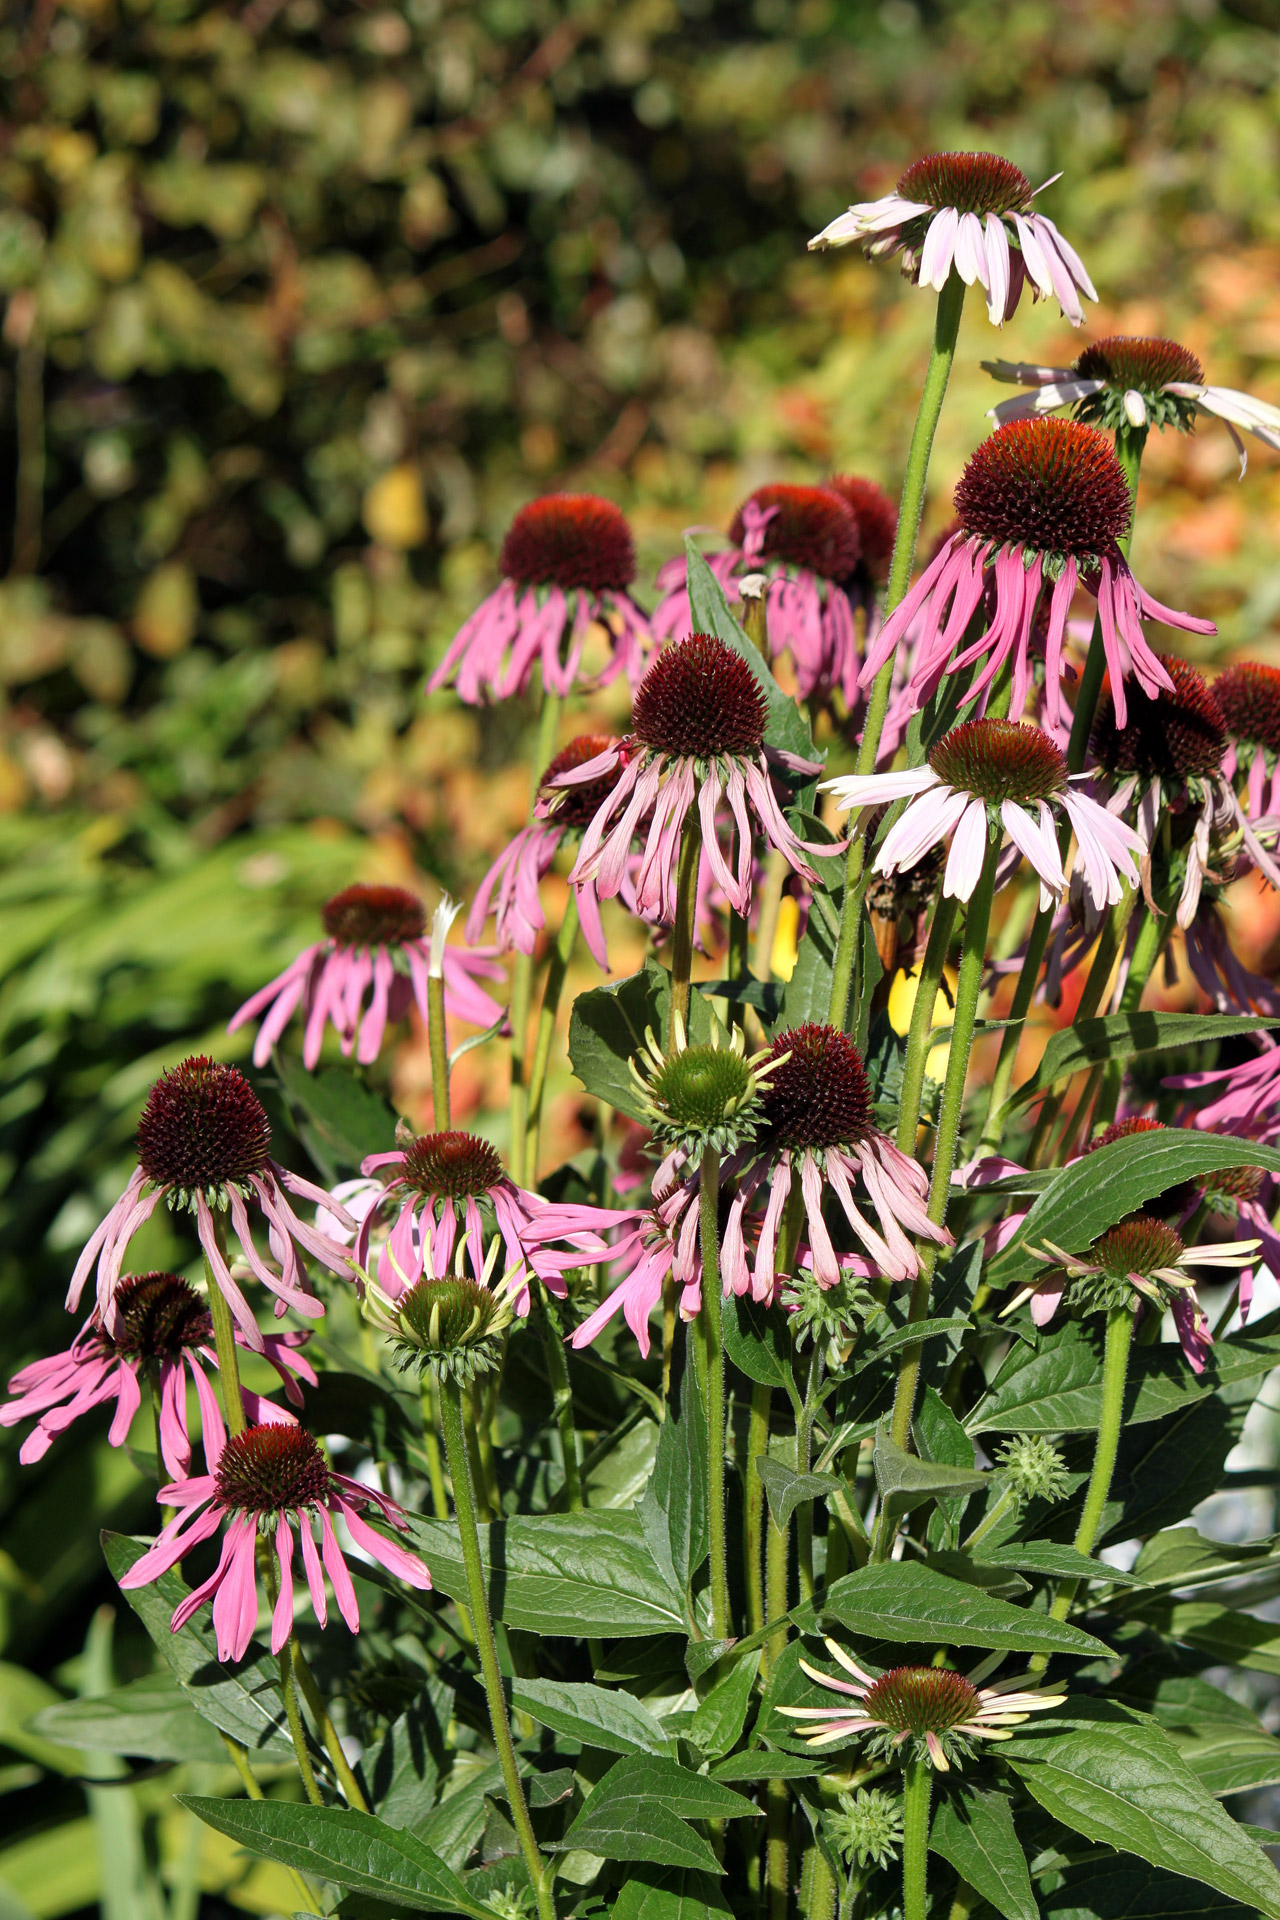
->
[509,688,563,1186]
[745,1380,770,1636]
[279,1632,324,1805]
[293,1642,370,1812]
[428,971,451,1130]
[894,895,960,1160]
[669,815,702,1051]
[828,272,967,1031]
[204,1246,246,1441]
[699,1144,731,1639]
[438,1372,555,1920]
[901,1757,933,1920]
[419,1378,450,1521]
[874,837,999,1560]
[525,890,579,1179]
[537,1285,583,1513]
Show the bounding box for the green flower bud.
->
[827,1787,903,1870]
[995,1433,1071,1508]
[629,1014,783,1158]
[386,1275,512,1385]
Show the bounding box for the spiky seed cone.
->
[896,151,1033,216]
[135,1057,272,1195]
[954,419,1132,558]
[215,1425,332,1515]
[323,885,425,946]
[631,634,768,759]
[499,494,636,592]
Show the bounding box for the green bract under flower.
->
[388,1276,513,1385]
[995,1433,1072,1508]
[629,1016,781,1158]
[1070,335,1205,433]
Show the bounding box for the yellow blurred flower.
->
[363,464,428,549]
[887,963,958,1082]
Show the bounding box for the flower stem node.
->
[629,1015,784,1158]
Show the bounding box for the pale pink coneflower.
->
[427,494,650,703]
[1003,1218,1259,1375]
[119,1422,430,1664]
[549,634,838,924]
[566,1195,704,1359]
[228,886,506,1070]
[726,1024,950,1294]
[825,718,1143,912]
[984,335,1280,475]
[68,1057,355,1351]
[1,1270,313,1475]
[809,151,1096,327]
[1215,662,1280,821]
[778,1639,1065,1769]
[354,1130,615,1316]
[653,486,866,706]
[860,419,1214,734]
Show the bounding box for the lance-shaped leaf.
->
[794,1561,1110,1655]
[509,1679,674,1758]
[180,1796,491,1918]
[1004,1012,1280,1111]
[929,1786,1038,1920]
[613,1869,735,1920]
[555,1753,759,1872]
[756,1457,842,1533]
[568,960,713,1118]
[688,1650,761,1761]
[31,1669,229,1764]
[873,1422,989,1518]
[684,540,819,767]
[1003,1700,1280,1920]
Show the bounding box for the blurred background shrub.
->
[4,0,1280,1909]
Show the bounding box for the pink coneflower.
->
[467,734,629,971]
[229,885,506,1071]
[1004,1218,1258,1374]
[1215,662,1280,819]
[654,486,864,705]
[825,719,1143,911]
[809,151,1096,327]
[860,420,1214,732]
[727,1024,950,1292]
[985,335,1280,475]
[427,494,650,703]
[1091,655,1278,923]
[567,1195,703,1358]
[778,1639,1065,1769]
[68,1058,354,1350]
[550,635,836,922]
[119,1423,430,1663]
[355,1131,613,1315]
[1166,1044,1280,1139]
[1,1271,313,1474]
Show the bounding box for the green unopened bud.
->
[783,1268,876,1365]
[629,1016,783,1157]
[995,1433,1071,1508]
[828,1787,902,1870]
[392,1276,512,1384]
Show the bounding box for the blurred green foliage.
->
[4,0,1280,1909]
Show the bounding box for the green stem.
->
[800,1840,838,1920]
[419,1379,450,1521]
[509,688,564,1187]
[293,1642,370,1812]
[977,901,1052,1156]
[894,894,959,1158]
[279,1633,324,1805]
[428,971,450,1130]
[1037,1305,1134,1655]
[745,1380,770,1637]
[537,1285,583,1513]
[874,838,999,1561]
[753,848,790,982]
[1093,900,1168,1129]
[525,891,579,1179]
[901,1757,932,1920]
[204,1243,246,1440]
[669,816,702,1051]
[795,1349,825,1602]
[219,1731,264,1799]
[699,1144,730,1640]
[1028,887,1137,1167]
[828,273,967,1032]
[438,1372,555,1920]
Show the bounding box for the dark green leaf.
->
[556,1753,758,1872]
[694,976,784,1019]
[640,1331,707,1605]
[179,1796,490,1918]
[756,1458,841,1533]
[103,1532,292,1757]
[1003,1700,1280,1918]
[981,1541,1144,1587]
[1005,1014,1280,1111]
[367,1681,453,1827]
[613,1869,734,1920]
[987,1135,1280,1290]
[710,1751,823,1783]
[509,1679,674,1757]
[568,960,713,1119]
[273,1055,398,1175]
[1041,1861,1257,1920]
[929,1786,1038,1920]
[1107,1668,1280,1797]
[723,1295,796,1397]
[684,541,819,768]
[1127,1600,1280,1676]
[398,1511,685,1638]
[853,1318,972,1370]
[688,1651,761,1761]
[797,1561,1110,1655]
[873,1421,988,1518]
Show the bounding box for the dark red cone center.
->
[135,1057,272,1194]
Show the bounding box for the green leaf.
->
[929,1787,1038,1920]
[103,1532,292,1757]
[1004,1013,1280,1111]
[1128,1600,1280,1676]
[398,1511,685,1638]
[1130,1526,1280,1595]
[29,1669,228,1763]
[710,1750,823,1783]
[873,1421,989,1518]
[273,1054,398,1174]
[613,1869,734,1920]
[556,1753,759,1873]
[509,1679,675,1758]
[987,1134,1280,1290]
[568,960,713,1119]
[756,1458,841,1533]
[1107,1669,1280,1798]
[180,1796,490,1918]
[683,541,819,768]
[688,1650,761,1760]
[723,1295,796,1397]
[1040,1862,1258,1920]
[367,1680,453,1826]
[853,1317,973,1369]
[640,1332,707,1604]
[968,1318,1280,1435]
[981,1541,1144,1587]
[797,1561,1110,1655]
[1003,1700,1280,1919]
